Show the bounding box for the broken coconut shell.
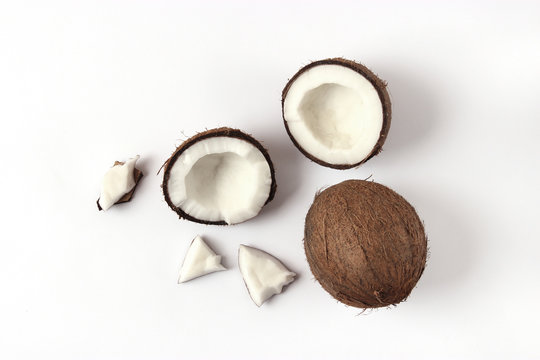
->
[282,58,392,169]
[238,244,296,307]
[304,180,427,308]
[97,161,143,211]
[162,127,277,225]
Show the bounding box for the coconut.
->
[282,58,391,169]
[238,244,296,307]
[178,235,226,283]
[97,156,143,211]
[162,128,277,225]
[304,180,427,308]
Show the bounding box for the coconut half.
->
[282,58,391,169]
[162,128,277,225]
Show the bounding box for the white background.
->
[1,1,539,359]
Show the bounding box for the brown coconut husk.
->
[161,127,277,225]
[97,161,143,211]
[282,58,392,169]
[304,180,427,308]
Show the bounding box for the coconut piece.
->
[178,235,226,283]
[162,128,277,225]
[97,156,143,211]
[282,58,391,169]
[238,244,296,307]
[304,180,427,308]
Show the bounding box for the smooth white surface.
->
[168,136,272,224]
[99,155,139,210]
[1,1,539,359]
[284,64,383,164]
[238,244,296,307]
[178,235,225,283]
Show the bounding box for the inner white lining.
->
[284,64,383,165]
[167,137,272,224]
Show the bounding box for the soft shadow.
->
[128,154,154,204]
[400,183,479,294]
[135,154,154,178]
[374,64,440,155]
[256,127,305,218]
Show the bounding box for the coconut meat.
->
[178,235,226,283]
[167,137,272,224]
[99,155,139,211]
[283,64,383,165]
[238,245,296,306]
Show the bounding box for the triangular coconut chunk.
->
[238,244,296,307]
[178,235,226,283]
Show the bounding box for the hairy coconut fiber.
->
[304,180,427,308]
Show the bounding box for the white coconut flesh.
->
[238,245,296,307]
[167,137,272,225]
[99,155,139,211]
[283,64,384,165]
[178,235,226,283]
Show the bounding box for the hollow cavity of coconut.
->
[162,128,276,225]
[282,58,391,169]
[304,180,427,308]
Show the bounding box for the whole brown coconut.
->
[304,180,427,308]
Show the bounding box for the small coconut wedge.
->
[282,58,391,169]
[178,235,226,283]
[97,156,143,211]
[238,245,296,307]
[162,128,277,225]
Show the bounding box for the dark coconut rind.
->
[304,180,427,308]
[162,127,277,225]
[282,58,392,169]
[97,162,143,211]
